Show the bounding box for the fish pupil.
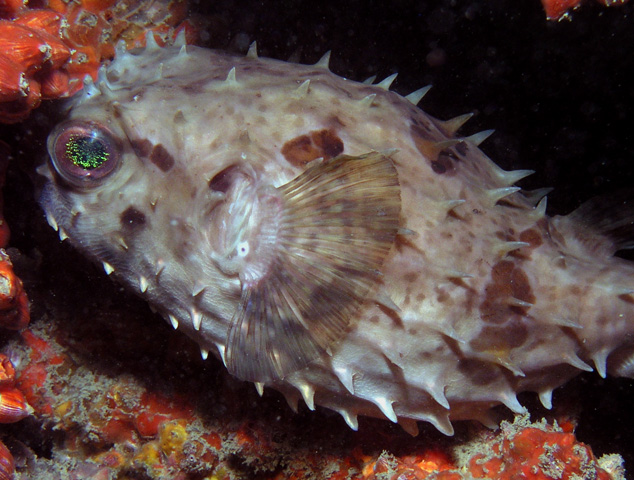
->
[66,135,109,170]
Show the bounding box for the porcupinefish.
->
[38,33,634,435]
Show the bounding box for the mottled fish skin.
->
[39,35,634,435]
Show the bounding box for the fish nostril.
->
[208,164,241,194]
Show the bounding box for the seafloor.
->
[1,0,634,478]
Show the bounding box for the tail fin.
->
[553,189,634,258]
[568,189,634,252]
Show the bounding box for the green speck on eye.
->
[66,135,109,170]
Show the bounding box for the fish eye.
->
[49,120,121,185]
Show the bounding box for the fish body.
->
[39,36,634,435]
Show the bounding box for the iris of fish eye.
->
[50,120,121,184]
[65,135,109,170]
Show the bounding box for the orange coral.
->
[0,14,71,122]
[541,0,629,20]
[0,354,32,480]
[0,252,29,331]
[0,0,197,123]
[0,142,29,332]
[461,415,619,480]
[0,440,14,480]
[362,450,458,480]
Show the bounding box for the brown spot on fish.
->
[431,158,451,175]
[403,272,419,283]
[619,294,634,305]
[470,320,528,353]
[120,206,146,230]
[150,144,175,172]
[410,125,457,176]
[174,111,186,124]
[130,138,153,158]
[281,128,344,167]
[281,134,313,166]
[208,165,240,193]
[479,260,535,323]
[435,286,450,303]
[519,228,543,249]
[457,359,498,386]
[311,128,344,158]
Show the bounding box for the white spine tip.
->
[191,284,205,297]
[405,85,432,105]
[254,382,264,397]
[359,93,377,107]
[200,348,209,360]
[168,314,179,330]
[174,28,187,47]
[138,276,148,293]
[297,382,315,411]
[292,79,310,98]
[592,350,610,378]
[145,31,161,50]
[225,66,237,85]
[246,41,258,58]
[467,129,495,146]
[314,50,331,69]
[376,72,398,90]
[217,343,227,367]
[501,393,526,414]
[507,296,534,308]
[362,75,377,84]
[493,241,530,257]
[45,214,58,231]
[487,186,522,202]
[499,169,534,186]
[563,353,594,372]
[440,112,473,135]
[426,385,450,410]
[338,409,359,430]
[373,397,397,423]
[102,262,114,275]
[333,366,355,395]
[191,310,202,331]
[529,196,548,220]
[538,388,553,410]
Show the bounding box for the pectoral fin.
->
[225,152,401,382]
